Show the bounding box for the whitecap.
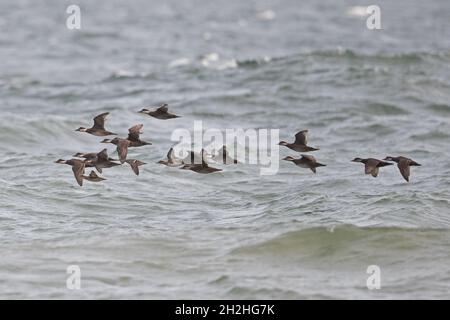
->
[168,57,191,68]
[257,10,276,21]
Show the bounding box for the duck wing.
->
[117,139,130,163]
[157,104,168,113]
[128,124,143,141]
[96,148,109,161]
[89,170,99,178]
[72,160,85,186]
[167,147,175,161]
[365,159,379,176]
[294,130,308,145]
[301,154,316,163]
[371,167,379,177]
[398,159,410,182]
[93,112,109,130]
[126,159,140,175]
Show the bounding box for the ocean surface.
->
[1,0,450,299]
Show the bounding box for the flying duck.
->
[351,158,393,178]
[158,147,184,167]
[279,130,319,152]
[126,124,152,146]
[182,149,213,165]
[91,148,121,173]
[125,159,146,176]
[383,156,421,182]
[82,170,106,182]
[73,152,97,161]
[212,146,239,164]
[55,158,87,186]
[101,137,130,163]
[282,155,326,173]
[180,150,221,174]
[138,104,180,120]
[75,112,116,136]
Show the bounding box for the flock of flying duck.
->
[55,104,421,186]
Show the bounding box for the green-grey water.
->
[0,0,449,299]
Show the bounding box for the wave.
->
[231,225,450,256]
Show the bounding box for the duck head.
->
[55,159,67,164]
[278,141,289,146]
[383,156,395,161]
[75,127,87,132]
[100,139,111,143]
[138,108,150,114]
[351,157,364,162]
[73,152,85,157]
[282,156,295,161]
[109,137,120,144]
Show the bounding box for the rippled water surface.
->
[1,0,450,299]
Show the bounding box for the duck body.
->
[102,137,130,163]
[158,148,184,167]
[180,150,221,174]
[139,104,180,120]
[55,158,88,186]
[213,146,239,164]
[90,148,121,173]
[279,130,319,152]
[283,155,326,173]
[83,170,106,182]
[125,159,146,175]
[384,156,421,182]
[351,157,393,178]
[181,163,222,174]
[127,124,152,146]
[75,112,116,136]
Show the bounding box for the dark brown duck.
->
[351,157,393,178]
[180,150,221,174]
[55,158,88,186]
[138,104,180,120]
[126,124,152,146]
[283,155,326,173]
[213,146,239,165]
[383,156,421,182]
[158,148,184,167]
[91,148,121,173]
[75,112,116,136]
[82,170,106,182]
[125,159,146,176]
[101,137,130,164]
[279,130,319,152]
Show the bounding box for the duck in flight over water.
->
[138,104,180,120]
[383,156,421,182]
[158,147,184,167]
[83,170,106,182]
[55,158,88,186]
[283,155,326,173]
[351,158,393,178]
[279,130,319,152]
[75,112,117,136]
[180,150,222,174]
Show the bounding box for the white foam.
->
[168,58,191,68]
[257,10,276,21]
